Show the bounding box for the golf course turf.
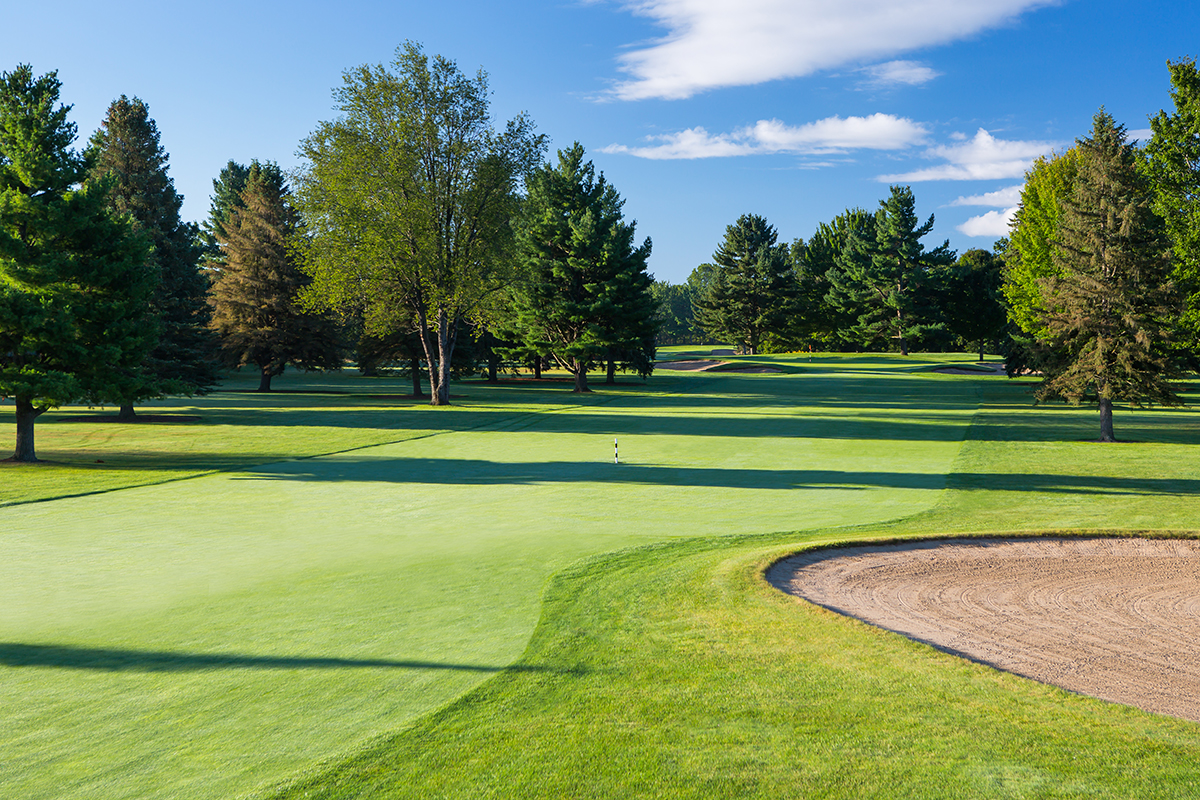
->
[3,352,1200,798]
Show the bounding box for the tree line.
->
[0,43,660,461]
[3,51,1199,459]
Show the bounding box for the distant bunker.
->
[768,537,1200,723]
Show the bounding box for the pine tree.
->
[826,186,953,355]
[1035,110,1182,442]
[0,66,155,461]
[86,95,218,417]
[798,207,874,347]
[209,163,343,391]
[505,143,654,393]
[692,214,798,355]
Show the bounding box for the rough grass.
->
[2,354,1198,799]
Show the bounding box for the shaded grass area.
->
[4,352,1200,799]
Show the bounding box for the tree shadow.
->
[0,642,562,674]
[235,458,1200,496]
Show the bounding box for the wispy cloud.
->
[608,0,1058,100]
[958,207,1018,237]
[860,60,941,88]
[878,129,1060,182]
[949,184,1023,207]
[603,114,928,159]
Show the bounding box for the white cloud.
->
[603,113,928,159]
[958,207,1018,237]
[860,60,941,88]
[1127,128,1153,142]
[878,129,1060,182]
[608,0,1058,100]
[949,184,1024,207]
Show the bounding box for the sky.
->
[8,0,1199,284]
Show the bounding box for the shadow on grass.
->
[237,458,1200,496]
[0,643,563,674]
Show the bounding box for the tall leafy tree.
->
[1144,58,1200,355]
[1034,110,1182,442]
[650,280,698,345]
[692,214,797,355]
[505,143,655,392]
[826,186,953,355]
[1003,148,1080,336]
[86,95,218,417]
[209,163,343,391]
[0,66,154,461]
[293,41,545,405]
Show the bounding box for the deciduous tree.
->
[293,41,544,405]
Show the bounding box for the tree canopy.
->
[209,162,343,391]
[0,65,154,460]
[826,186,953,355]
[1034,110,1181,441]
[293,41,545,405]
[504,143,654,392]
[86,94,218,416]
[692,214,797,355]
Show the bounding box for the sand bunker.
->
[655,360,726,371]
[768,537,1200,722]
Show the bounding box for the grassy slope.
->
[265,358,1200,800]
[0,356,979,799]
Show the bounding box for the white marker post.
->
[614,437,619,465]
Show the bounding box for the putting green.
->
[5,354,1194,799]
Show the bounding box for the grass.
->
[2,353,1199,798]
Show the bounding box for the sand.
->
[767,537,1200,722]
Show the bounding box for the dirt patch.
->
[655,360,726,371]
[54,414,202,424]
[768,537,1200,723]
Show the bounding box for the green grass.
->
[2,354,1199,799]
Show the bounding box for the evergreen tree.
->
[826,186,953,355]
[209,163,343,391]
[1035,110,1182,442]
[0,66,154,461]
[797,208,874,347]
[692,214,798,355]
[86,95,218,417]
[936,248,1009,361]
[1144,58,1200,356]
[505,143,654,393]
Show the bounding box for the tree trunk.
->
[411,358,424,398]
[117,403,137,421]
[979,341,985,362]
[487,352,499,383]
[11,397,44,462]
[573,366,590,393]
[1098,397,1115,442]
[431,309,456,406]
[605,358,616,385]
[258,368,273,392]
[533,358,542,379]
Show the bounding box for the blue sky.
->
[9,0,1199,283]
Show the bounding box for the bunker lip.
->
[768,536,1200,723]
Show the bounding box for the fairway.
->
[4,354,1200,798]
